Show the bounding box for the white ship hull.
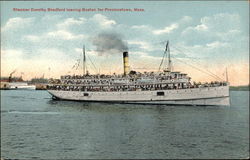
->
[9,85,36,90]
[47,86,230,106]
[9,82,36,90]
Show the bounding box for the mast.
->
[166,40,172,72]
[83,45,86,75]
[158,40,172,72]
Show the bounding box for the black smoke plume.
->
[92,32,128,55]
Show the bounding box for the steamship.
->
[47,41,230,106]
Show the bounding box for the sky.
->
[1,1,249,86]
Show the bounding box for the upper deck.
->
[56,71,191,86]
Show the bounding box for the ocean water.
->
[1,90,249,159]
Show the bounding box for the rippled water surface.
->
[1,90,249,159]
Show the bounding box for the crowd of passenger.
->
[60,72,187,80]
[47,81,228,92]
[46,72,228,92]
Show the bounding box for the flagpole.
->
[83,45,86,76]
[226,67,228,83]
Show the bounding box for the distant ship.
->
[47,41,230,106]
[9,82,36,90]
[5,71,36,90]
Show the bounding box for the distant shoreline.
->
[230,85,249,91]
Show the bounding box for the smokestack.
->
[123,51,130,75]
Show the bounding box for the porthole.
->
[157,92,164,96]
